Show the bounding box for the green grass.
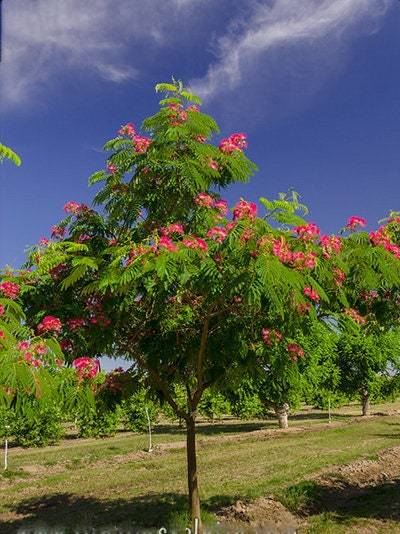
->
[0,406,400,532]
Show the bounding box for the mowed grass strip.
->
[0,415,399,530]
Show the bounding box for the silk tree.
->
[16,81,399,528]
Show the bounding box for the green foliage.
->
[11,403,64,447]
[77,407,121,438]
[198,389,231,421]
[122,388,159,433]
[0,143,21,166]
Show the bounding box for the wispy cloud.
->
[191,0,391,112]
[0,0,208,109]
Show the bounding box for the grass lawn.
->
[0,403,399,532]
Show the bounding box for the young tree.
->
[15,81,400,528]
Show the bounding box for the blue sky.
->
[1,0,399,369]
[1,0,400,268]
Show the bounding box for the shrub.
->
[12,403,64,447]
[77,406,121,438]
[122,389,158,432]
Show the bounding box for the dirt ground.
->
[217,445,400,532]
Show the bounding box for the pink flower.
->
[39,237,50,246]
[67,318,87,331]
[118,122,136,137]
[347,216,367,230]
[219,133,247,153]
[0,281,20,299]
[333,267,346,287]
[187,105,200,113]
[295,223,320,241]
[213,200,228,216]
[303,286,320,302]
[64,201,83,215]
[0,304,4,316]
[107,162,117,175]
[206,226,228,243]
[344,308,366,325]
[159,236,178,252]
[51,225,65,239]
[17,341,30,351]
[262,328,282,346]
[133,135,151,153]
[233,199,257,221]
[72,357,100,379]
[208,159,219,171]
[195,193,213,208]
[34,343,47,355]
[272,237,292,264]
[0,330,5,339]
[195,135,206,143]
[182,237,208,252]
[109,238,118,246]
[37,315,62,334]
[320,235,341,258]
[78,234,91,243]
[161,223,185,236]
[287,343,305,361]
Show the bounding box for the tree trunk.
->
[186,415,202,532]
[361,390,370,416]
[275,403,289,429]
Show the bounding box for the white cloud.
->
[191,0,392,104]
[0,0,209,110]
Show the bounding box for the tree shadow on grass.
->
[283,477,400,525]
[155,421,271,436]
[0,492,232,533]
[0,492,237,533]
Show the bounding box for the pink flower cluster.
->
[303,286,320,302]
[66,318,87,331]
[118,123,136,137]
[320,235,342,259]
[117,122,151,153]
[206,226,228,243]
[134,136,152,154]
[344,308,366,325]
[262,328,282,346]
[37,315,62,334]
[233,199,257,221]
[64,201,87,215]
[272,238,317,269]
[346,216,367,230]
[168,103,188,126]
[287,343,305,361]
[51,225,65,239]
[159,235,178,252]
[195,193,214,207]
[107,162,117,175]
[182,236,208,252]
[0,281,20,299]
[72,357,100,379]
[369,226,400,259]
[295,223,320,241]
[333,267,346,287]
[194,194,229,217]
[219,133,247,154]
[161,223,185,236]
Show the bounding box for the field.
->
[1,401,400,533]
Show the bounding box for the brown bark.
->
[275,403,289,429]
[361,390,370,416]
[186,414,202,532]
